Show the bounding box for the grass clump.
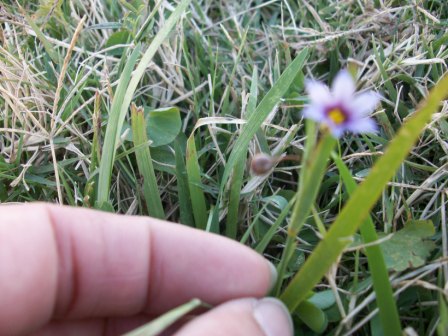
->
[1,1,448,335]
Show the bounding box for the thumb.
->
[175,297,293,336]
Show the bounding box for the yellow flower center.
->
[328,108,346,125]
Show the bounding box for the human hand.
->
[0,204,293,336]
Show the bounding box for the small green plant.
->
[1,1,447,334]
[277,71,448,334]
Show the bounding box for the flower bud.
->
[250,153,275,175]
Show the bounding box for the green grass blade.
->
[131,105,165,219]
[255,196,296,254]
[174,138,195,226]
[280,73,448,312]
[123,299,203,336]
[225,67,259,238]
[300,119,317,185]
[222,49,308,183]
[372,41,407,117]
[225,157,246,238]
[134,1,163,43]
[438,293,448,336]
[96,0,192,207]
[239,194,279,245]
[96,45,142,209]
[331,152,401,335]
[274,133,337,295]
[20,8,59,64]
[186,134,208,230]
[212,48,309,231]
[90,92,102,174]
[59,167,75,206]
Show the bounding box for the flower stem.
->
[273,131,337,296]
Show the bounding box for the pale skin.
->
[0,204,293,336]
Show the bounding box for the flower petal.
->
[302,106,326,122]
[346,117,378,134]
[327,124,345,138]
[349,91,382,117]
[305,79,332,105]
[331,70,355,102]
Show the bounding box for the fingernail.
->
[267,261,278,292]
[253,297,294,336]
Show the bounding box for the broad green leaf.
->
[145,107,181,147]
[294,300,328,334]
[105,30,132,56]
[308,290,336,310]
[280,73,448,312]
[150,146,176,174]
[381,220,435,272]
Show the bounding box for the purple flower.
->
[302,70,381,138]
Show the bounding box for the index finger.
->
[0,203,275,335]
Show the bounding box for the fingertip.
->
[175,297,293,336]
[253,298,294,336]
[267,261,278,293]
